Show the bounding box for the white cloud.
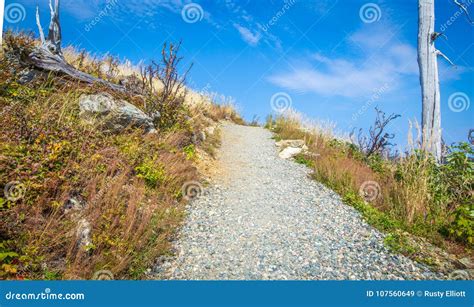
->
[233,24,261,46]
[268,24,423,98]
[268,60,395,98]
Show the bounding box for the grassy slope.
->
[267,112,472,272]
[0,33,242,280]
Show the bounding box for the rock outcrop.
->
[79,93,156,133]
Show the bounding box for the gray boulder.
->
[79,93,155,133]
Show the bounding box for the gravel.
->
[155,123,441,280]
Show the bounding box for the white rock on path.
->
[279,146,303,159]
[276,139,309,159]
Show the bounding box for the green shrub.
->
[343,192,401,232]
[441,143,473,203]
[183,144,196,160]
[447,204,473,245]
[366,154,386,174]
[384,232,417,256]
[294,154,314,168]
[135,159,167,188]
[436,143,473,244]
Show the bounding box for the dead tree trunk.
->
[418,0,442,161]
[31,0,124,92]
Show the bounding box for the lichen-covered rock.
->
[18,68,40,84]
[79,93,155,133]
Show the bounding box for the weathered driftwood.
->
[29,45,125,92]
[31,0,125,92]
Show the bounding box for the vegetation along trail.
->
[157,123,441,280]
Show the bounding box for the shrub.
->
[140,42,192,130]
[294,154,314,168]
[448,204,473,245]
[350,107,400,157]
[183,144,196,160]
[135,159,167,188]
[440,143,474,245]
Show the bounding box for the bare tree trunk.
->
[418,0,441,161]
[30,0,125,92]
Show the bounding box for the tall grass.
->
[0,33,241,279]
[271,111,473,255]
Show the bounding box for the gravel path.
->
[157,123,439,280]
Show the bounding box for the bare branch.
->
[436,49,455,66]
[36,6,45,43]
[46,0,62,55]
[352,107,400,157]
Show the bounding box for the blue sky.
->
[3,0,473,147]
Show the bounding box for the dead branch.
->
[350,107,401,157]
[139,42,193,116]
[29,0,125,92]
[436,49,455,66]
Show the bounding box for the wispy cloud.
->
[31,0,283,48]
[268,24,421,98]
[233,23,261,46]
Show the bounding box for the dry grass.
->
[272,111,472,256]
[0,75,197,279]
[63,45,242,124]
[0,32,241,280]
